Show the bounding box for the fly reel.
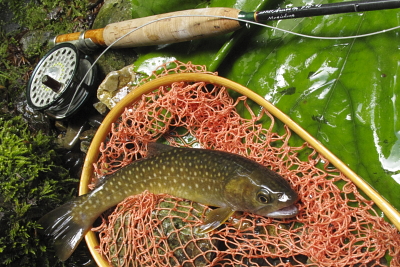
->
[26,42,98,120]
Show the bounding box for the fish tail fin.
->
[38,195,93,261]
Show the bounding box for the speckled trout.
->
[38,143,298,261]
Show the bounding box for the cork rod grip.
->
[55,28,106,46]
[103,8,242,48]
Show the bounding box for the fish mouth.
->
[265,205,298,219]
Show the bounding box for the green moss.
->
[0,0,88,34]
[0,0,91,107]
[0,115,79,266]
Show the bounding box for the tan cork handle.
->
[103,8,241,48]
[54,8,241,48]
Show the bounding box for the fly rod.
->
[53,0,400,49]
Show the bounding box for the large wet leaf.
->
[129,0,400,213]
[220,0,400,212]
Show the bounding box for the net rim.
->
[80,73,400,267]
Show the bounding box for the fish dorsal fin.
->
[198,207,235,233]
[147,142,176,157]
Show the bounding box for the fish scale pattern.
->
[91,61,400,267]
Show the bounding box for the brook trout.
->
[38,143,298,261]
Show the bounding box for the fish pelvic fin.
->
[37,195,93,261]
[198,207,235,233]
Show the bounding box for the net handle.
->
[81,73,400,267]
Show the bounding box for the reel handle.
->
[53,8,242,49]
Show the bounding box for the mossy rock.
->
[92,0,133,29]
[92,0,138,76]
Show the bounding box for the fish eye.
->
[257,193,270,204]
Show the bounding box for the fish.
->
[38,142,298,261]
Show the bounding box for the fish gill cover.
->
[89,61,400,266]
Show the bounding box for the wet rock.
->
[63,150,85,178]
[54,120,68,132]
[56,116,89,150]
[80,140,91,154]
[87,113,104,128]
[20,30,53,54]
[79,128,98,153]
[15,98,53,134]
[80,128,97,141]
[0,3,21,33]
[46,6,64,21]
[93,101,108,115]
[97,64,136,109]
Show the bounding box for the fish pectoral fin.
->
[198,207,235,233]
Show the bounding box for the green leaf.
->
[221,0,400,212]
[129,0,400,214]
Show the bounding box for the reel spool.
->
[26,42,98,120]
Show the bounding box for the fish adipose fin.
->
[37,196,93,261]
[199,207,235,233]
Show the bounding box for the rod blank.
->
[252,0,400,22]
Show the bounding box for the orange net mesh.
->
[91,61,400,266]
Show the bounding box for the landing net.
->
[91,61,400,266]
